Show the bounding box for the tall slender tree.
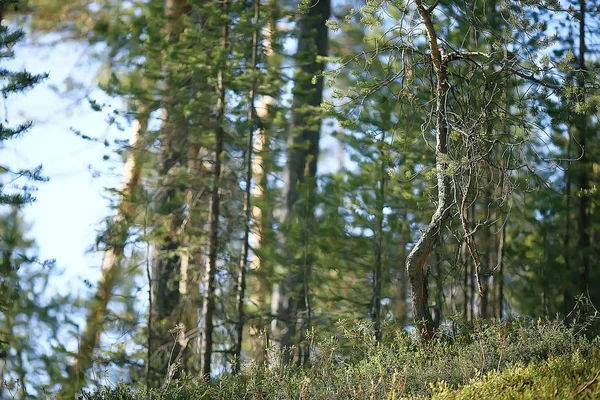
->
[199,0,229,378]
[0,0,47,210]
[575,0,589,296]
[404,0,453,339]
[58,110,149,399]
[0,209,72,399]
[234,0,260,373]
[270,0,330,365]
[146,0,194,385]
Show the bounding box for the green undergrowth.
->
[431,352,600,399]
[80,318,600,399]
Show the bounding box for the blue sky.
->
[3,39,123,300]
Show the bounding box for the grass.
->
[79,318,600,399]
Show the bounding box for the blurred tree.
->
[0,208,73,399]
[0,0,47,209]
[270,0,331,367]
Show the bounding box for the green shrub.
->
[79,383,135,400]
[79,318,599,399]
[430,351,600,399]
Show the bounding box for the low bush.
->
[79,318,600,399]
[431,352,600,399]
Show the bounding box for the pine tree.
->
[0,208,72,398]
[0,0,47,209]
[0,4,49,388]
[270,0,331,366]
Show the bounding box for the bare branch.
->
[502,65,560,90]
[415,0,443,70]
[427,0,442,13]
[446,51,492,62]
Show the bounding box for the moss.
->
[431,352,600,399]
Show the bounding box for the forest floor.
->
[81,318,600,400]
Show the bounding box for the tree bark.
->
[405,1,452,340]
[233,0,260,373]
[432,243,443,329]
[576,0,589,296]
[247,98,274,366]
[496,43,509,321]
[58,110,148,399]
[199,0,228,377]
[479,186,492,319]
[372,131,385,340]
[495,206,506,320]
[148,0,191,386]
[562,135,573,316]
[462,236,471,321]
[247,0,279,366]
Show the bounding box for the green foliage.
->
[10,0,600,391]
[0,6,53,395]
[431,352,600,399]
[0,0,47,208]
[80,383,135,400]
[82,319,599,399]
[0,208,74,398]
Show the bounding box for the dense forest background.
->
[0,0,599,398]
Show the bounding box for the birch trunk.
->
[247,1,278,364]
[247,100,273,366]
[243,1,278,366]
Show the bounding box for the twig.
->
[427,0,441,13]
[460,147,483,296]
[575,369,600,396]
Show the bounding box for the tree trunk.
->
[393,211,409,324]
[462,237,471,321]
[495,212,506,319]
[233,0,260,373]
[148,0,191,386]
[562,135,573,316]
[270,0,330,365]
[247,98,274,366]
[199,0,228,377]
[432,243,443,329]
[247,0,279,366]
[175,143,206,375]
[372,131,385,340]
[0,355,4,399]
[58,110,148,399]
[495,44,509,321]
[576,0,589,296]
[406,1,452,340]
[479,193,492,320]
